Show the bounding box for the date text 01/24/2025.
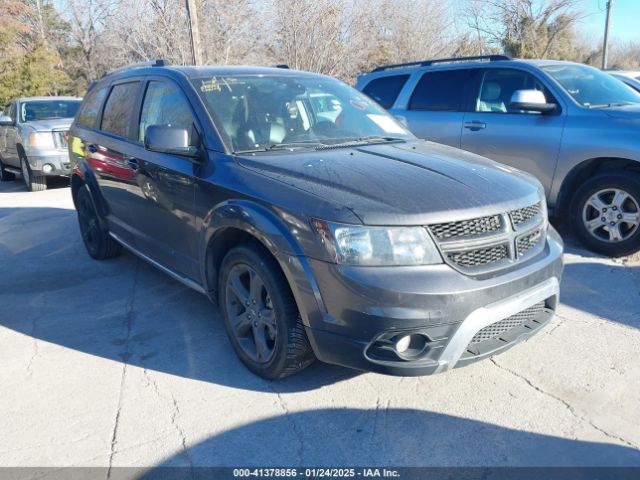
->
[233,468,400,478]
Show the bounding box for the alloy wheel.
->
[582,188,640,243]
[77,192,100,252]
[225,264,277,364]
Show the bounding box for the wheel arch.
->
[556,157,640,218]
[200,200,326,327]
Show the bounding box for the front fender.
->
[74,159,111,224]
[200,199,327,327]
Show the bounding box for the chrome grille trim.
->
[52,129,69,149]
[428,200,546,274]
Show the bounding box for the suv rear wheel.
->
[219,242,315,379]
[571,171,640,256]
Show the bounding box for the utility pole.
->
[602,0,614,69]
[185,0,203,66]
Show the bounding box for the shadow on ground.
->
[0,206,358,393]
[0,206,638,397]
[132,408,640,472]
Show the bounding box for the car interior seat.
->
[477,82,507,113]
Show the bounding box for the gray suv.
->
[357,55,640,256]
[0,96,82,191]
[70,62,562,379]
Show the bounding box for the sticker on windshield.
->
[367,114,406,134]
[200,78,221,93]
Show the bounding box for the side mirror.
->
[144,125,199,158]
[509,90,557,113]
[0,115,14,126]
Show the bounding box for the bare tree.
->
[62,0,116,82]
[463,0,583,59]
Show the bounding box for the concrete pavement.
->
[0,179,639,470]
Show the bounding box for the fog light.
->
[395,335,411,353]
[42,163,54,173]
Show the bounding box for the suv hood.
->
[27,118,73,131]
[236,141,542,225]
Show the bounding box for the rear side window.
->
[362,75,409,109]
[409,70,469,111]
[76,87,108,128]
[100,82,140,138]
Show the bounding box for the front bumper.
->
[25,151,72,176]
[293,227,564,376]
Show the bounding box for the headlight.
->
[311,219,442,266]
[28,132,54,148]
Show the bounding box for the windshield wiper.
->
[233,142,324,154]
[314,136,406,150]
[588,102,637,108]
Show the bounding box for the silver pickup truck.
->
[0,96,82,191]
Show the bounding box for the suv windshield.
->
[190,74,414,152]
[542,64,640,108]
[20,100,81,122]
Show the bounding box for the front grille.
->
[429,214,502,240]
[429,201,544,274]
[470,301,545,345]
[446,244,508,267]
[517,230,542,257]
[510,202,541,226]
[52,130,69,149]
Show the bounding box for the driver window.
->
[476,69,554,114]
[139,81,196,145]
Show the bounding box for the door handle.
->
[87,144,98,153]
[464,121,486,130]
[127,158,140,170]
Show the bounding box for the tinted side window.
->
[409,70,469,111]
[76,87,108,128]
[475,69,556,114]
[362,75,410,109]
[101,82,140,138]
[138,81,196,144]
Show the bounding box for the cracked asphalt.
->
[1,180,639,469]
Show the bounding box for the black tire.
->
[0,158,16,181]
[20,152,47,191]
[570,170,640,257]
[218,242,315,379]
[76,185,123,260]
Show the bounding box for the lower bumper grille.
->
[470,301,545,345]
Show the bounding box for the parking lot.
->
[1,179,639,469]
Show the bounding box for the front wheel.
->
[218,242,315,379]
[20,153,46,191]
[570,171,640,257]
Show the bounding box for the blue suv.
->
[357,55,640,256]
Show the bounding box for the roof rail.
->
[274,64,290,69]
[104,59,170,77]
[371,55,512,73]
